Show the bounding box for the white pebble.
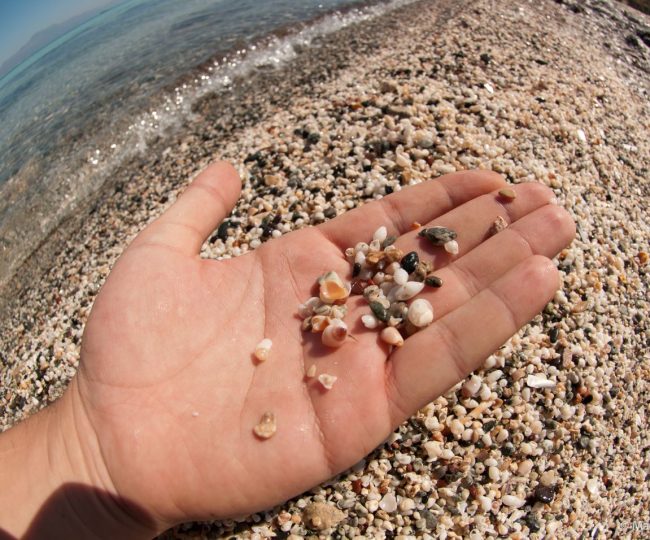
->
[478,495,492,513]
[306,365,316,378]
[393,267,409,285]
[373,226,388,243]
[518,460,534,476]
[586,478,599,495]
[502,495,526,508]
[489,466,501,481]
[379,493,397,513]
[318,373,337,390]
[361,314,380,329]
[385,262,401,275]
[577,129,587,143]
[444,240,459,255]
[487,370,504,383]
[254,338,272,362]
[399,498,415,512]
[462,375,482,397]
[526,374,556,389]
[423,441,442,459]
[381,326,404,347]
[407,298,434,327]
[355,250,366,265]
[394,281,425,301]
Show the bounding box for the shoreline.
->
[1,0,649,537]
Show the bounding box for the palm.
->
[74,163,574,528]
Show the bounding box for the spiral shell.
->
[321,320,348,347]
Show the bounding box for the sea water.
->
[0,0,413,287]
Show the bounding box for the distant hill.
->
[0,2,121,79]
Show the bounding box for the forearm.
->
[0,379,156,540]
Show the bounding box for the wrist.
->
[0,378,157,539]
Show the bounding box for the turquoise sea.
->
[0,0,410,286]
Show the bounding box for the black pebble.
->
[549,327,559,343]
[352,263,361,277]
[533,484,556,504]
[401,251,419,273]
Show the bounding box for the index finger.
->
[318,170,506,250]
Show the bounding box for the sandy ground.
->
[1,0,649,537]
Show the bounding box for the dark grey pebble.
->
[418,226,457,245]
[425,274,443,287]
[370,301,389,322]
[532,484,556,504]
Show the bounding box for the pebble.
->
[444,240,459,255]
[361,314,380,329]
[306,365,317,378]
[418,226,457,245]
[526,374,556,389]
[490,215,508,236]
[254,338,272,362]
[462,375,482,398]
[533,484,556,504]
[400,251,419,273]
[424,274,443,287]
[501,495,526,509]
[373,226,388,243]
[407,298,434,327]
[498,188,517,200]
[380,326,404,347]
[322,321,348,347]
[393,267,409,286]
[302,502,345,531]
[379,493,398,513]
[318,373,337,390]
[253,412,277,439]
[393,281,425,301]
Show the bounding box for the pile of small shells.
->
[297,224,455,355]
[349,225,455,347]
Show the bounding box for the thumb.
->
[135,161,241,255]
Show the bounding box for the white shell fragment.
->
[444,240,459,255]
[394,281,425,301]
[253,412,277,439]
[501,495,526,508]
[373,225,388,243]
[526,374,556,389]
[361,314,380,329]
[318,373,337,390]
[306,364,317,378]
[407,298,434,327]
[393,267,409,286]
[380,326,404,347]
[254,338,272,362]
[322,320,348,348]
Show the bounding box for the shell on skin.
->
[407,298,434,327]
[321,320,348,347]
[380,326,404,347]
[318,373,338,390]
[319,271,350,304]
[306,364,317,378]
[310,315,330,333]
[444,240,459,255]
[393,281,426,301]
[298,296,321,319]
[361,314,380,329]
[254,338,273,362]
[393,267,409,285]
[373,225,388,243]
[253,412,277,439]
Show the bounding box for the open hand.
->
[68,162,574,532]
